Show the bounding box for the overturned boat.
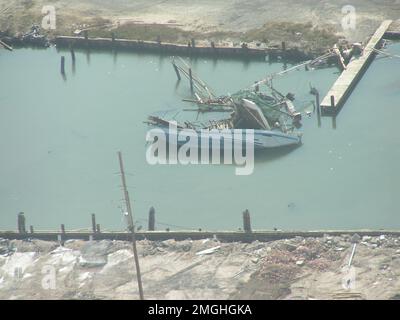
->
[146,98,302,150]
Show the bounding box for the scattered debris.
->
[0,235,399,299]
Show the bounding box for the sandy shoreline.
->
[1,0,399,51]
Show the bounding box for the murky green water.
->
[0,44,399,231]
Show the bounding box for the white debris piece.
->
[296,260,304,266]
[195,246,221,256]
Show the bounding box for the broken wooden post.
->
[172,62,181,81]
[148,207,155,231]
[60,56,65,75]
[91,213,96,234]
[17,212,26,234]
[316,90,321,128]
[61,224,65,235]
[70,48,76,74]
[29,226,34,234]
[84,30,88,40]
[330,95,335,109]
[96,224,101,233]
[242,209,252,233]
[189,68,194,92]
[191,38,196,48]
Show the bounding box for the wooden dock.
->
[320,20,393,115]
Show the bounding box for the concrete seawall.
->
[1,229,399,243]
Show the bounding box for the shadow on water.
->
[253,144,301,164]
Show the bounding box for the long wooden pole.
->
[118,151,144,300]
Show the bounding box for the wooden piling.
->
[61,224,65,234]
[315,90,321,128]
[29,226,34,234]
[332,116,337,130]
[148,207,155,231]
[330,95,335,109]
[191,38,196,48]
[84,30,88,40]
[242,210,252,233]
[60,56,65,75]
[70,48,75,62]
[91,213,96,234]
[189,68,194,92]
[17,212,26,234]
[172,63,181,81]
[96,224,101,233]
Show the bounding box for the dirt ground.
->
[1,0,400,48]
[1,235,400,300]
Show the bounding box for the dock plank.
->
[321,20,393,114]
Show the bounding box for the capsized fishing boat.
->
[145,57,309,150]
[146,98,302,150]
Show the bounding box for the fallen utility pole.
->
[118,151,144,300]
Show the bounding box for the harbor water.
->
[0,44,399,231]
